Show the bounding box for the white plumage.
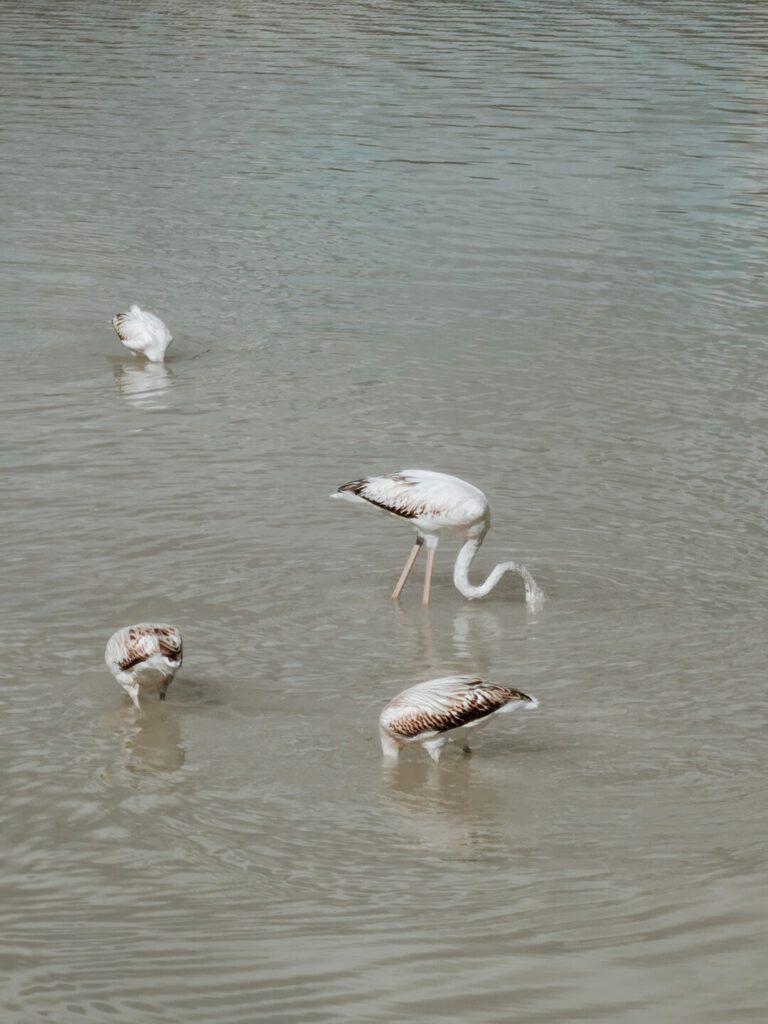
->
[105,623,183,709]
[331,469,543,606]
[111,304,173,362]
[379,675,538,762]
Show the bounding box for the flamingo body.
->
[112,304,173,362]
[333,469,488,537]
[331,469,542,606]
[105,623,183,708]
[379,675,538,762]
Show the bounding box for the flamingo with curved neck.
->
[331,469,543,608]
[453,529,542,605]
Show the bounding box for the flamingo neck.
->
[452,536,503,598]
[453,536,544,607]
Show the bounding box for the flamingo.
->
[111,304,173,362]
[105,624,183,709]
[331,469,543,606]
[379,675,538,762]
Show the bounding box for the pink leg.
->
[391,538,424,600]
[422,544,437,605]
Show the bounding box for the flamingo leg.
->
[422,543,437,606]
[457,730,472,753]
[391,538,424,600]
[423,737,445,763]
[124,681,141,710]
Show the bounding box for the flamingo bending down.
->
[105,623,183,708]
[379,675,538,762]
[111,304,173,362]
[331,469,543,606]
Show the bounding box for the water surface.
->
[2,2,767,1021]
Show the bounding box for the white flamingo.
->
[111,304,173,362]
[379,675,538,762]
[105,624,183,708]
[331,469,543,606]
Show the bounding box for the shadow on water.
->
[103,700,186,776]
[380,755,485,852]
[378,753,535,857]
[451,606,507,667]
[390,600,437,670]
[390,602,536,678]
[113,359,172,410]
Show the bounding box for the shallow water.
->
[2,2,767,1021]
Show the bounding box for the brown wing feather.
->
[156,627,182,664]
[337,475,421,520]
[113,313,129,340]
[393,682,509,736]
[115,625,181,670]
[118,651,145,671]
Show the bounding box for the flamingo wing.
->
[108,624,182,672]
[380,676,533,738]
[336,470,481,523]
[153,625,183,665]
[112,305,171,348]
